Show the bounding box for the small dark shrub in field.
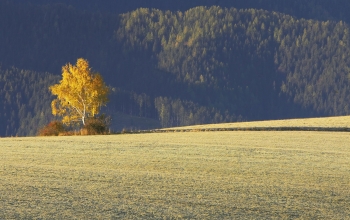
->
[38,121,66,136]
[83,115,110,135]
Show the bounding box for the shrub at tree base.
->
[82,115,110,135]
[39,116,110,136]
[38,121,66,136]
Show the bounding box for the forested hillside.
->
[0,67,58,136]
[116,7,350,117]
[1,0,350,136]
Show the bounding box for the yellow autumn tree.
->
[50,58,109,125]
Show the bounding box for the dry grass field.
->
[1,130,350,218]
[161,115,350,131]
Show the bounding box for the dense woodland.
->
[1,0,350,136]
[0,67,58,136]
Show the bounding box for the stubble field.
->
[161,115,350,131]
[1,131,350,219]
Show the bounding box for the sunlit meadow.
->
[1,130,349,218]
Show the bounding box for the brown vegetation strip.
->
[147,127,350,133]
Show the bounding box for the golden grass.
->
[161,115,350,130]
[1,131,350,218]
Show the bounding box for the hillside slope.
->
[160,116,350,131]
[0,67,58,136]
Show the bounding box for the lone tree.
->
[50,58,109,125]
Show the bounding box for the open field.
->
[1,131,350,219]
[160,115,350,131]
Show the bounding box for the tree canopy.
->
[50,58,109,125]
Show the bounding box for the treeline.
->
[154,97,237,128]
[108,89,237,128]
[0,65,238,136]
[0,67,58,136]
[1,1,350,136]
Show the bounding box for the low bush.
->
[39,115,111,136]
[38,121,66,136]
[83,115,110,135]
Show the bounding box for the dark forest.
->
[1,0,350,136]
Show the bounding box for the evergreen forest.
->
[1,0,350,136]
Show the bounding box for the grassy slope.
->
[1,131,350,219]
[160,115,350,131]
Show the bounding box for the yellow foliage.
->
[50,58,109,125]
